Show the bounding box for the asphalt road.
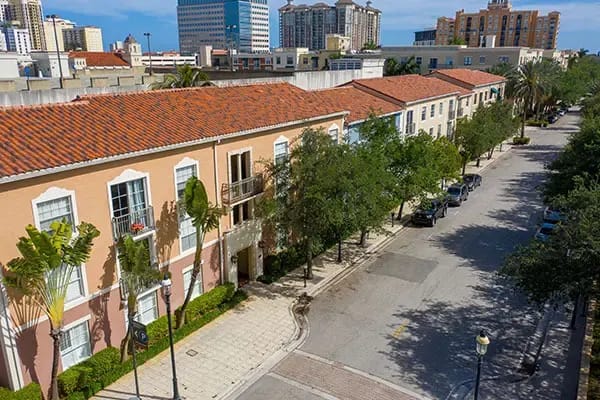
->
[235,113,578,400]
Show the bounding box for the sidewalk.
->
[92,142,514,400]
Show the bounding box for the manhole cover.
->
[186,349,198,357]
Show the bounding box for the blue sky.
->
[45,0,599,53]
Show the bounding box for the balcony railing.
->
[405,122,416,135]
[222,175,264,206]
[457,107,465,118]
[448,109,456,120]
[111,206,155,240]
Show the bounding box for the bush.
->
[57,347,121,398]
[179,283,235,323]
[525,120,548,127]
[513,136,531,145]
[0,383,42,400]
[262,244,306,283]
[146,315,169,347]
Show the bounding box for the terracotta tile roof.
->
[69,51,130,67]
[348,74,471,104]
[0,83,346,181]
[307,87,403,124]
[431,69,506,87]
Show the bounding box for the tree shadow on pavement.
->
[381,272,539,400]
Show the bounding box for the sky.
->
[44,0,600,54]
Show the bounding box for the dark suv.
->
[447,183,468,206]
[411,198,449,226]
[463,174,482,191]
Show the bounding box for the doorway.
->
[236,247,251,287]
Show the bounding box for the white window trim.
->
[107,169,152,281]
[60,315,92,369]
[182,260,204,299]
[173,157,200,259]
[227,147,254,227]
[273,135,289,158]
[328,123,340,143]
[31,187,89,309]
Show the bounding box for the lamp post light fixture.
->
[143,32,153,76]
[161,274,181,400]
[474,329,490,400]
[46,14,64,88]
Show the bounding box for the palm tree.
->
[176,178,223,328]
[4,221,99,400]
[510,60,553,137]
[117,235,161,362]
[151,64,212,90]
[384,58,399,76]
[384,56,420,76]
[578,48,589,59]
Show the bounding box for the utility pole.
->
[46,14,64,88]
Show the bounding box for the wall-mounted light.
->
[231,254,238,264]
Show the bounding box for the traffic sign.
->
[131,321,149,347]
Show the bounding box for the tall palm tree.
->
[151,64,212,90]
[510,60,552,137]
[176,178,223,328]
[384,56,420,76]
[4,221,99,400]
[117,235,161,362]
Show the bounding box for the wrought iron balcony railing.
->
[221,175,264,206]
[111,206,155,240]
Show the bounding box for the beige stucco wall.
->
[407,94,459,139]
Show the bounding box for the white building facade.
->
[4,27,31,55]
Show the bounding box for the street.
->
[235,113,580,400]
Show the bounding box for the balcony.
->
[222,175,264,206]
[457,107,465,118]
[405,122,416,135]
[448,109,456,120]
[111,206,155,240]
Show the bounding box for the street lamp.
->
[161,274,181,400]
[46,14,64,88]
[474,329,490,400]
[143,32,153,76]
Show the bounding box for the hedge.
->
[0,383,42,400]
[525,120,548,127]
[57,286,246,399]
[513,136,531,145]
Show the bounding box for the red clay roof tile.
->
[348,74,471,103]
[0,83,346,180]
[431,69,506,87]
[69,51,130,67]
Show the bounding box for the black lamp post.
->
[46,14,63,88]
[161,274,181,400]
[474,329,490,400]
[143,32,153,76]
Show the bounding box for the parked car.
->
[543,206,567,224]
[558,109,567,116]
[463,174,482,191]
[547,114,559,124]
[535,222,558,242]
[446,183,469,206]
[411,198,449,227]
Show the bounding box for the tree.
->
[448,37,466,45]
[362,41,378,50]
[176,178,223,328]
[117,235,161,361]
[151,64,212,89]
[384,56,419,76]
[4,221,99,400]
[384,58,400,76]
[455,109,489,174]
[431,136,462,188]
[578,48,589,59]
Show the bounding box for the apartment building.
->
[177,0,270,55]
[279,0,381,52]
[43,16,75,52]
[63,26,104,52]
[0,83,347,392]
[344,74,470,139]
[435,0,560,50]
[429,69,507,117]
[2,26,30,54]
[7,0,45,50]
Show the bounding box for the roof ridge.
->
[0,99,89,111]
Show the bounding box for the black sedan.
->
[463,174,482,191]
[411,198,448,227]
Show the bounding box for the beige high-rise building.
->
[9,0,45,50]
[435,0,560,50]
[43,16,74,52]
[63,26,103,51]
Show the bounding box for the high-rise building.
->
[279,0,381,52]
[63,26,103,51]
[0,0,16,23]
[3,26,31,54]
[43,16,75,52]
[8,0,45,50]
[414,28,436,46]
[435,0,560,49]
[177,0,270,55]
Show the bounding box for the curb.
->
[577,300,596,400]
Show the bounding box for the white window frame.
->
[134,289,159,325]
[227,147,254,226]
[32,187,88,307]
[430,104,435,118]
[182,263,204,300]
[439,102,444,116]
[60,316,92,370]
[328,124,340,144]
[174,157,200,258]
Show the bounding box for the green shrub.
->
[65,391,86,400]
[179,283,235,323]
[513,136,531,145]
[0,382,42,400]
[58,367,83,396]
[525,120,547,127]
[146,315,170,346]
[58,347,121,398]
